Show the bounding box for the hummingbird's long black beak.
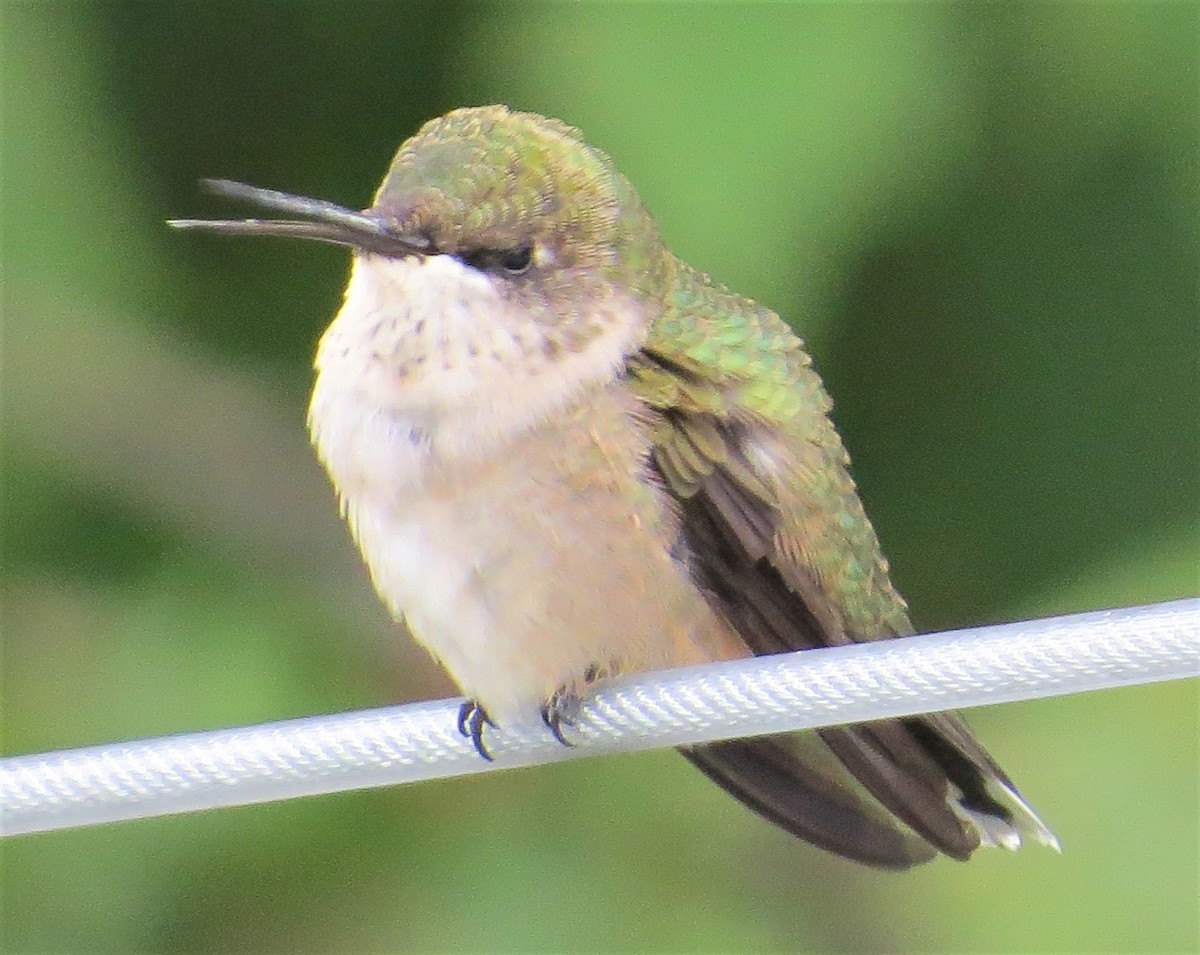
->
[168,178,431,257]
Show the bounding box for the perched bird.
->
[171,105,1057,868]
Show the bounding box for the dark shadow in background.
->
[819,12,1199,628]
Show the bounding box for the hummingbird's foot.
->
[540,687,584,748]
[456,699,496,761]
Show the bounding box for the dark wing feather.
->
[627,282,1052,865]
[663,436,980,864]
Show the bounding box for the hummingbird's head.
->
[172,106,667,422]
[372,106,666,302]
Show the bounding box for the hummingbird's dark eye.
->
[458,244,533,276]
[497,245,533,274]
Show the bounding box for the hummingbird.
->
[170,105,1058,869]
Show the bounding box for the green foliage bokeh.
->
[2,2,1197,952]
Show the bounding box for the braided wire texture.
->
[2,599,1196,837]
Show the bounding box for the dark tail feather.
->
[817,723,979,860]
[681,735,939,870]
[683,711,1058,867]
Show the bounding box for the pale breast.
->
[309,378,745,724]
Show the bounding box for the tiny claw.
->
[457,699,495,761]
[541,706,573,748]
[540,689,583,748]
[456,699,474,737]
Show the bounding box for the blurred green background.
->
[3,2,1197,952]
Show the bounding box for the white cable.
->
[2,599,1197,837]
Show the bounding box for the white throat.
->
[307,253,647,495]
